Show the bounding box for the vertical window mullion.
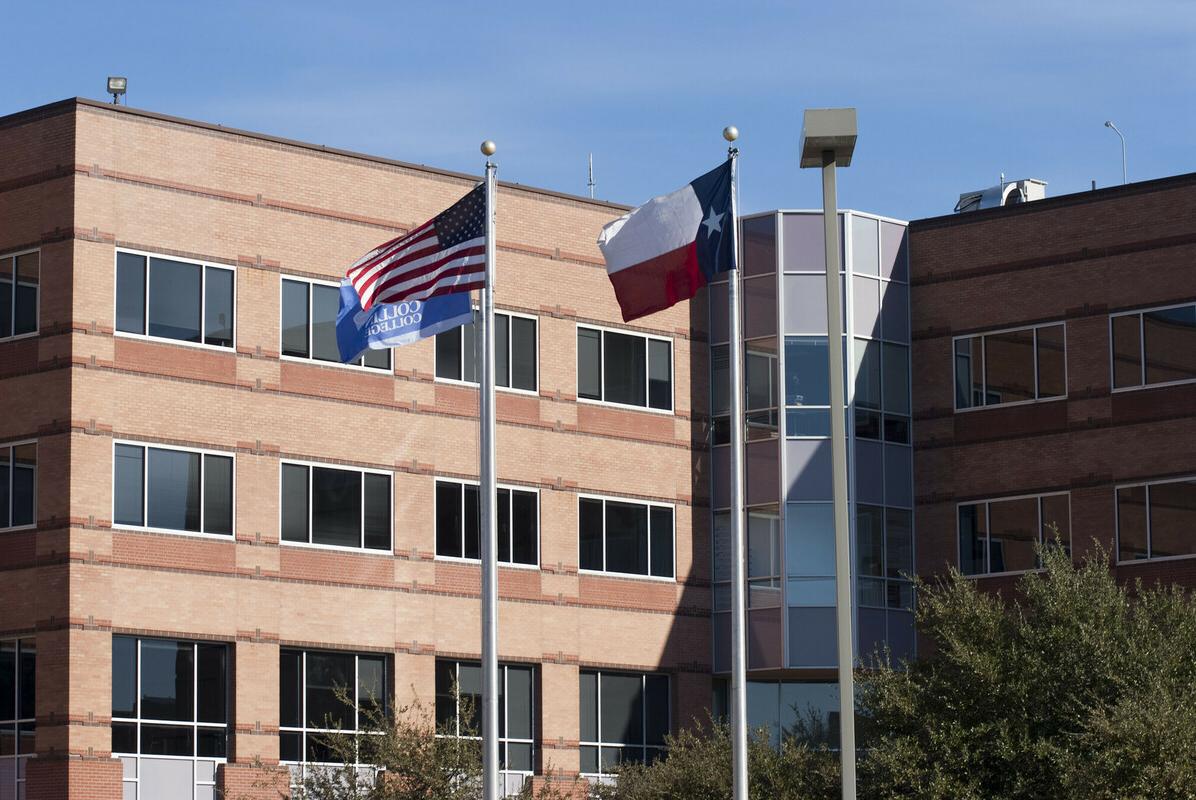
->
[983,502,991,575]
[601,500,607,572]
[1138,314,1146,386]
[460,484,467,557]
[1032,327,1040,399]
[360,472,366,549]
[307,467,314,545]
[141,446,149,530]
[198,453,206,534]
[306,284,314,361]
[598,332,605,402]
[143,259,151,334]
[1145,485,1152,559]
[199,268,207,344]
[193,643,199,757]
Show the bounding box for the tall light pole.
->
[1104,120,1127,185]
[799,107,858,800]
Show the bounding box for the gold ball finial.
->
[480,140,497,156]
[723,125,739,142]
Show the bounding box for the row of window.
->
[954,304,1196,410]
[106,441,678,577]
[111,250,675,411]
[107,636,667,780]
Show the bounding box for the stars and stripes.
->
[346,184,487,310]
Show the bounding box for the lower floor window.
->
[279,649,388,766]
[0,637,35,800]
[1117,477,1196,562]
[579,670,669,776]
[111,636,228,800]
[958,493,1070,576]
[435,660,535,777]
[712,678,839,747]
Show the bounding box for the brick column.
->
[538,661,580,778]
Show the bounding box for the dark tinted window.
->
[311,283,341,362]
[1148,480,1196,560]
[140,639,194,721]
[281,464,309,543]
[115,253,147,335]
[311,467,362,548]
[577,328,602,400]
[648,339,671,410]
[306,652,355,730]
[1143,306,1196,386]
[204,267,234,347]
[785,337,829,406]
[147,258,202,343]
[579,499,604,571]
[113,444,145,526]
[511,490,537,565]
[958,504,986,576]
[464,485,480,560]
[196,643,227,724]
[112,636,137,718]
[605,502,648,575]
[604,332,646,406]
[1035,325,1066,398]
[1117,485,1148,561]
[435,325,463,380]
[363,473,391,551]
[649,507,674,578]
[984,329,1035,405]
[281,280,310,358]
[510,316,538,391]
[146,448,201,532]
[1111,314,1141,388]
[203,455,234,535]
[436,481,463,557]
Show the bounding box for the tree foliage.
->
[601,542,1196,800]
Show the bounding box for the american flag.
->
[346,184,487,310]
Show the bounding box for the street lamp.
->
[798,107,858,800]
[1104,120,1127,185]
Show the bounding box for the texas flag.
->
[597,160,734,322]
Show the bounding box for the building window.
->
[710,510,784,610]
[116,251,234,348]
[434,480,538,566]
[1111,303,1196,390]
[578,497,674,579]
[112,636,227,799]
[1116,477,1196,562]
[954,323,1066,410]
[784,336,832,438]
[113,443,234,537]
[279,649,387,767]
[281,277,391,370]
[713,679,839,747]
[436,312,537,391]
[0,442,36,530]
[0,250,38,339]
[577,326,672,411]
[854,340,910,444]
[711,343,779,444]
[0,637,35,799]
[280,463,391,552]
[856,506,914,610]
[958,493,1070,576]
[579,671,669,775]
[435,660,534,782]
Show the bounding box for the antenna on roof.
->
[587,153,596,199]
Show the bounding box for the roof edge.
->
[911,170,1196,231]
[1,97,632,212]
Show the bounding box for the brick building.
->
[0,97,720,799]
[909,173,1196,593]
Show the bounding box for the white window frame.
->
[434,309,540,396]
[111,440,236,540]
[1109,302,1196,393]
[952,321,1068,412]
[112,636,229,800]
[579,670,670,778]
[113,248,237,352]
[577,493,676,582]
[279,649,388,782]
[1114,475,1196,565]
[955,491,1071,578]
[434,659,535,786]
[433,478,540,569]
[0,248,40,342]
[0,636,35,799]
[0,439,37,532]
[279,275,393,373]
[278,458,394,554]
[576,323,674,415]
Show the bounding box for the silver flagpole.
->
[723,125,749,800]
[479,140,500,800]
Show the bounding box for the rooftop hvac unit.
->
[955,178,1047,213]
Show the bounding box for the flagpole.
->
[723,125,749,800]
[479,139,500,800]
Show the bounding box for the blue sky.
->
[3,1,1193,220]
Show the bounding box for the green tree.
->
[599,542,1196,799]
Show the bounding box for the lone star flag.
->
[597,160,734,322]
[346,184,486,311]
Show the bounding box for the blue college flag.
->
[336,279,473,363]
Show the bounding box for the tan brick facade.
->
[0,99,714,798]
